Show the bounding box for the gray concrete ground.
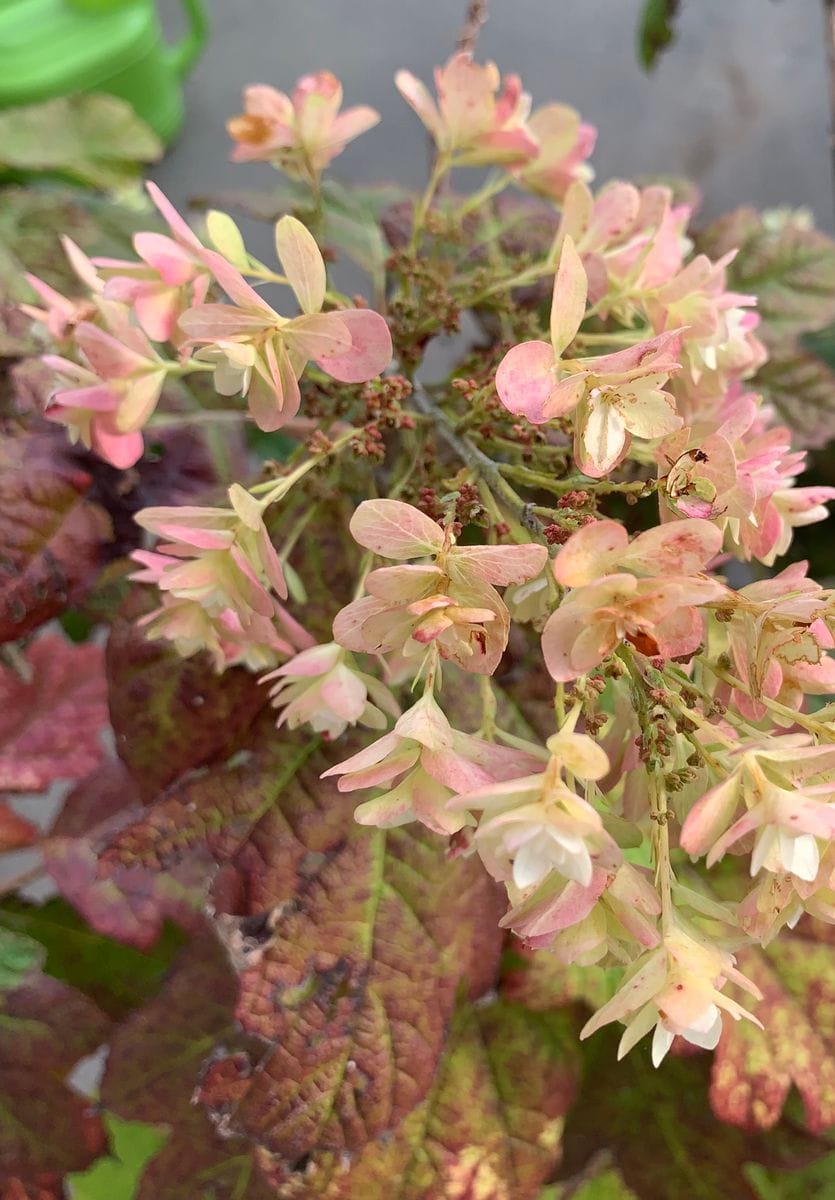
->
[155,0,835,235]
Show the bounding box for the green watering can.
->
[0,0,209,143]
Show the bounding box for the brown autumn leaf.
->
[105,593,268,801]
[0,635,108,793]
[95,721,507,1172]
[0,434,110,642]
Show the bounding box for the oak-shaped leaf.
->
[710,922,835,1134]
[42,759,205,951]
[0,436,111,642]
[0,972,109,1188]
[106,594,268,800]
[747,341,835,451]
[211,1002,580,1199]
[0,95,161,189]
[696,208,835,341]
[0,635,108,792]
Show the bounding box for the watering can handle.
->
[168,0,209,78]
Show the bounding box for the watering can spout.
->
[167,0,208,78]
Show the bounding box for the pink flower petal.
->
[275,216,326,314]
[350,499,445,560]
[312,308,392,383]
[495,340,557,423]
[550,235,587,357]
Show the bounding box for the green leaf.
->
[0,95,161,188]
[557,1027,820,1200]
[746,1151,835,1199]
[0,897,185,1019]
[542,1167,639,1198]
[0,925,44,991]
[637,0,680,71]
[68,1114,169,1200]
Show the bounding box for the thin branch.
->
[456,0,488,54]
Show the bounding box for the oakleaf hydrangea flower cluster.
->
[26,49,835,1070]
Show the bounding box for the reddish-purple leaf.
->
[0,636,108,793]
[106,595,268,800]
[0,974,109,1187]
[0,435,110,642]
[42,760,205,951]
[100,931,273,1200]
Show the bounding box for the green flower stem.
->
[147,409,246,428]
[250,427,359,505]
[705,663,835,742]
[408,153,453,252]
[498,462,657,498]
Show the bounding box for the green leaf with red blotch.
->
[105,594,268,800]
[0,635,108,793]
[0,972,109,1188]
[554,1027,821,1200]
[0,435,110,642]
[710,924,835,1134]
